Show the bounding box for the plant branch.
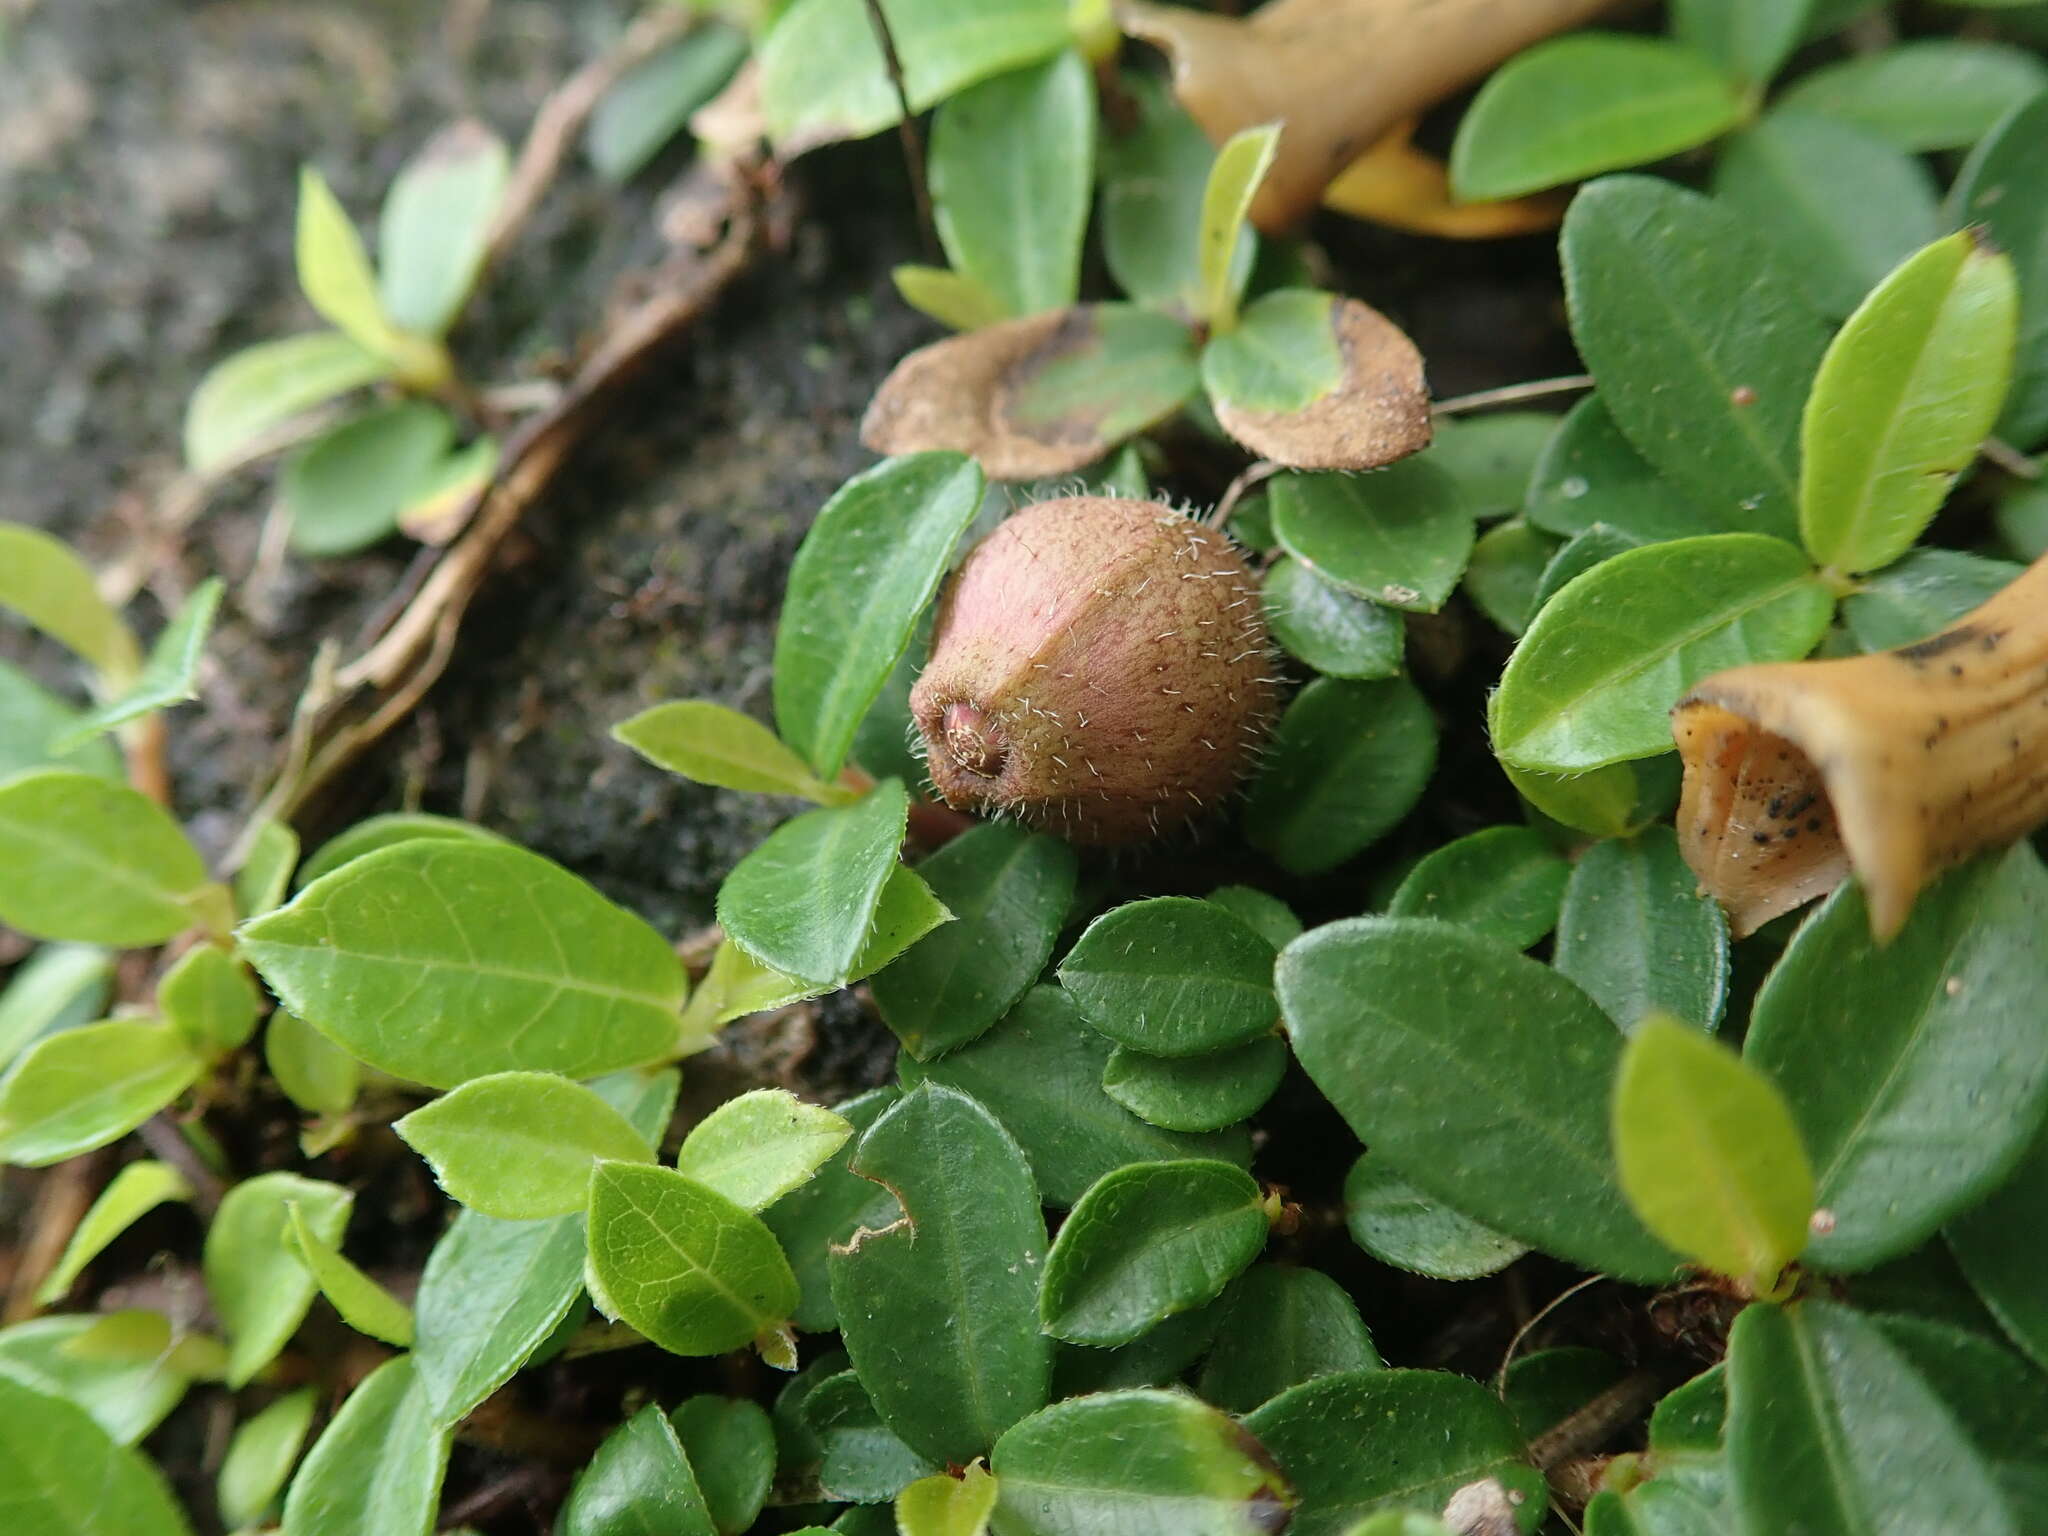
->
[1433,373,1595,417]
[136,1113,226,1220]
[861,0,940,262]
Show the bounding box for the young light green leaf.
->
[1451,35,1746,201]
[265,1008,359,1119]
[1727,1301,2016,1536]
[181,331,393,474]
[899,987,1253,1207]
[1563,176,1831,534]
[1556,827,1729,1033]
[671,1395,775,1535]
[0,769,213,946]
[1270,462,1472,613]
[281,1355,451,1536]
[1039,1159,1267,1346]
[36,1161,191,1306]
[1492,534,1834,773]
[284,1202,414,1347]
[0,1314,191,1447]
[774,455,981,778]
[614,699,846,802]
[0,523,140,681]
[1713,113,1941,320]
[1244,1369,1534,1535]
[898,1462,998,1536]
[585,1160,799,1355]
[0,1373,193,1536]
[158,942,258,1055]
[1198,123,1279,329]
[235,818,300,920]
[1524,394,1729,543]
[1462,520,1559,638]
[0,1020,202,1168]
[587,24,748,183]
[674,1088,852,1212]
[217,1386,317,1529]
[1281,918,1678,1282]
[1670,0,1811,86]
[1944,92,2048,446]
[1196,1264,1381,1415]
[560,1403,717,1536]
[870,821,1078,1060]
[930,51,1095,318]
[0,943,111,1073]
[1388,825,1568,950]
[240,839,685,1088]
[54,578,223,750]
[1840,548,2022,652]
[1778,39,2048,152]
[1614,1017,1815,1291]
[1343,1156,1527,1281]
[1799,231,2018,574]
[1101,1035,1288,1134]
[1747,844,2048,1271]
[716,780,913,987]
[1263,556,1405,679]
[991,1389,1295,1536]
[203,1172,351,1386]
[294,811,505,889]
[1244,676,1437,875]
[762,1088,901,1333]
[1059,896,1277,1058]
[295,166,397,357]
[281,400,456,557]
[891,264,1011,331]
[375,120,510,339]
[827,1084,1050,1465]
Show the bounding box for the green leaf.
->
[1945,91,2048,447]
[1839,548,2022,652]
[1196,1264,1381,1415]
[763,1088,901,1333]
[181,331,394,474]
[986,303,1202,465]
[898,986,1253,1207]
[1873,1313,2048,1506]
[773,454,983,778]
[1387,825,1568,950]
[1281,918,1678,1281]
[1059,897,1276,1059]
[0,943,111,1073]
[265,1008,359,1118]
[1199,289,1343,417]
[1614,1017,1815,1290]
[1492,534,1833,773]
[1726,1300,2017,1536]
[1244,676,1437,875]
[1555,827,1730,1033]
[234,818,300,919]
[1528,523,1644,617]
[158,942,258,1055]
[294,810,504,888]
[871,821,1078,1060]
[0,768,212,945]
[1713,113,1941,320]
[281,401,456,557]
[1747,844,2048,1271]
[0,1020,201,1168]
[0,524,139,681]
[1562,176,1831,534]
[0,662,121,782]
[284,1203,415,1347]
[295,167,397,356]
[1262,557,1404,679]
[1101,72,1246,316]
[217,1387,317,1529]
[1948,1116,2048,1370]
[1462,520,1559,638]
[614,699,846,802]
[1505,1347,1628,1446]
[36,1160,190,1305]
[1101,1036,1288,1133]
[586,24,747,182]
[1039,1159,1267,1345]
[586,1160,799,1355]
[1778,40,2048,152]
[376,120,510,338]
[1343,1156,1527,1281]
[674,1087,852,1212]
[1206,886,1302,952]
[560,1403,717,1536]
[1051,1297,1227,1399]
[281,1355,451,1536]
[204,1171,352,1386]
[1270,463,1471,614]
[50,577,221,751]
[827,1084,1050,1464]
[1671,0,1812,85]
[1524,394,1729,543]
[1244,1369,1533,1535]
[1427,413,1558,519]
[991,1389,1296,1536]
[1198,123,1279,329]
[892,265,1011,331]
[0,1315,190,1446]
[672,1395,775,1536]
[0,1373,192,1536]
[240,839,685,1089]
[898,1463,998,1536]
[805,1368,941,1502]
[412,1209,585,1422]
[1450,36,1746,202]
[716,780,913,987]
[930,51,1094,317]
[1799,231,2018,574]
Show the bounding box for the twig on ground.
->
[1525,1369,1661,1472]
[1208,460,1281,529]
[1983,436,2041,481]
[1494,1272,1605,1394]
[136,1113,226,1219]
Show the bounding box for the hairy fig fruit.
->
[911,496,1282,844]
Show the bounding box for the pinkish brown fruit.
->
[911,496,1282,844]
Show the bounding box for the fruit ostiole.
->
[911,495,1284,844]
[1672,551,2048,941]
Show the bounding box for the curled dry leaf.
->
[1673,553,2048,940]
[1323,118,1567,240]
[1118,0,1618,230]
